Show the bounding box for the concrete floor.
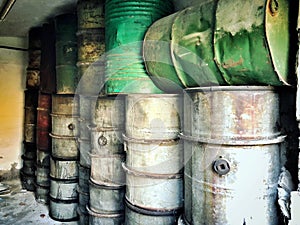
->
[0,179,74,225]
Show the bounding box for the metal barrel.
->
[79,164,91,192]
[79,94,96,121]
[90,153,126,186]
[78,137,91,168]
[35,165,50,187]
[23,142,36,160]
[28,26,42,50]
[35,183,49,204]
[50,156,78,180]
[77,206,89,225]
[24,90,38,143]
[183,86,280,140]
[36,129,51,151]
[92,95,125,130]
[54,13,78,94]
[50,133,79,159]
[79,118,91,140]
[123,163,183,211]
[104,0,173,94]
[86,205,125,225]
[181,134,283,225]
[125,94,182,140]
[77,0,105,29]
[51,113,79,137]
[52,94,79,115]
[49,196,78,222]
[21,154,36,176]
[40,22,56,94]
[90,128,124,155]
[77,184,90,213]
[89,179,125,214]
[20,170,36,192]
[124,135,183,174]
[143,0,291,92]
[49,177,78,201]
[125,198,180,225]
[26,68,40,89]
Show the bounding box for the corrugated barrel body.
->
[50,133,79,159]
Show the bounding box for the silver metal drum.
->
[123,164,183,211]
[125,94,182,140]
[50,156,78,180]
[182,134,284,225]
[90,127,124,155]
[90,153,126,186]
[50,178,78,200]
[49,196,78,222]
[87,205,125,225]
[125,199,180,225]
[52,94,79,115]
[36,166,50,187]
[124,135,183,174]
[51,113,79,136]
[89,179,125,213]
[183,86,280,140]
[50,133,79,159]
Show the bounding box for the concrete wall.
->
[0,37,27,175]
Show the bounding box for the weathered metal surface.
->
[23,142,36,160]
[182,134,284,225]
[87,205,125,225]
[26,68,40,89]
[89,179,125,214]
[36,149,50,167]
[36,128,51,150]
[35,183,49,204]
[25,89,39,108]
[77,29,105,63]
[144,1,224,92]
[51,113,79,137]
[143,0,291,91]
[21,155,36,176]
[50,178,78,200]
[78,137,91,168]
[77,0,105,29]
[20,170,35,191]
[54,13,77,42]
[215,0,290,85]
[90,128,124,155]
[28,26,42,50]
[184,86,280,141]
[123,164,183,211]
[35,166,50,187]
[37,92,52,115]
[126,94,182,140]
[79,118,91,140]
[77,184,89,213]
[50,133,79,159]
[24,106,36,124]
[55,65,79,94]
[52,94,79,115]
[124,135,183,174]
[49,196,78,222]
[105,0,173,94]
[77,206,89,225]
[50,156,78,180]
[76,62,105,96]
[79,164,91,192]
[125,199,180,225]
[24,124,36,143]
[90,153,126,186]
[92,96,125,129]
[79,94,96,120]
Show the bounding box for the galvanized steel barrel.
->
[143,0,292,92]
[55,13,78,94]
[87,205,125,225]
[50,177,78,201]
[50,133,79,159]
[50,156,78,180]
[125,198,180,225]
[52,94,79,115]
[89,179,125,213]
[125,94,182,140]
[183,86,280,140]
[77,0,105,29]
[49,196,78,222]
[104,0,173,94]
[123,163,183,211]
[124,135,183,174]
[90,153,126,186]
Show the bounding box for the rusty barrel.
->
[77,0,105,29]
[24,90,38,143]
[55,13,78,94]
[26,69,40,89]
[37,92,51,150]
[143,0,292,92]
[21,142,36,191]
[125,198,180,225]
[182,86,282,225]
[104,0,173,94]
[86,205,125,225]
[125,94,182,140]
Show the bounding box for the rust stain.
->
[221,57,244,69]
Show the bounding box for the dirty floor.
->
[0,179,73,225]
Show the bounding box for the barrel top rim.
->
[184,86,278,93]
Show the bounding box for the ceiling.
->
[0,0,77,37]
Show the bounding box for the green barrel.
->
[55,13,78,94]
[105,0,174,95]
[143,0,292,92]
[77,0,105,29]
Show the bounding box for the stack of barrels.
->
[88,96,126,224]
[76,0,105,224]
[180,87,284,225]
[123,94,183,224]
[49,13,79,223]
[21,27,42,191]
